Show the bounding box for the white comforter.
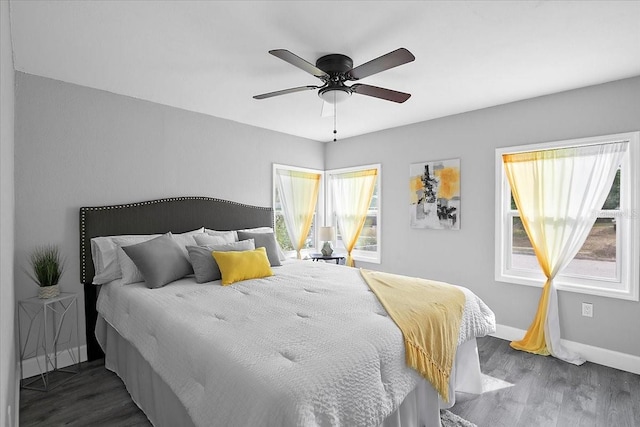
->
[97,260,495,427]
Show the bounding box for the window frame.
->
[494,132,639,301]
[272,164,324,258]
[325,164,382,264]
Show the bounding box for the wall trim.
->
[492,324,640,375]
[20,345,88,382]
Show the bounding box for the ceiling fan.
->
[253,48,415,104]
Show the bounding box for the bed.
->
[80,196,495,427]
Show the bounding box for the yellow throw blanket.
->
[360,269,465,401]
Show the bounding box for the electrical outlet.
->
[582,302,593,318]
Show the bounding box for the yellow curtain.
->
[276,169,321,259]
[503,142,627,364]
[331,169,378,267]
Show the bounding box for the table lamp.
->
[319,226,335,256]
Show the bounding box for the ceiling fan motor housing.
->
[316,54,353,102]
[316,54,353,75]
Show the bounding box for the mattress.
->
[97,260,495,427]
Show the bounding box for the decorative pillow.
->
[171,232,202,259]
[186,239,255,283]
[121,233,193,289]
[212,247,274,286]
[236,231,282,266]
[97,235,160,284]
[116,248,144,285]
[236,227,287,261]
[203,229,237,244]
[194,234,231,246]
[91,228,204,285]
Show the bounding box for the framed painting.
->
[409,158,460,229]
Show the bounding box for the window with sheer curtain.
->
[326,164,381,265]
[273,164,323,258]
[495,132,639,301]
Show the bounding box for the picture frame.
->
[409,158,460,230]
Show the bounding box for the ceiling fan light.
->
[319,88,351,104]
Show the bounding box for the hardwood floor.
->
[450,337,640,427]
[19,360,151,427]
[20,336,639,426]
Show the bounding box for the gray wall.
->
[326,77,640,357]
[1,0,17,424]
[13,70,640,365]
[14,72,324,352]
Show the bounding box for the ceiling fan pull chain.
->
[333,91,338,143]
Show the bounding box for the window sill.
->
[496,272,638,301]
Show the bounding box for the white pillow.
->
[91,227,204,284]
[194,234,231,246]
[203,229,237,244]
[92,234,159,284]
[236,226,275,234]
[171,232,200,259]
[90,237,110,277]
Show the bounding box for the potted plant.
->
[28,245,65,299]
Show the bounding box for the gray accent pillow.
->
[236,231,282,267]
[121,233,193,289]
[186,239,255,283]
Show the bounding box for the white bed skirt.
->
[96,316,482,427]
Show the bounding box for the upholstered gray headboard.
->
[79,196,273,360]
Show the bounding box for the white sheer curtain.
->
[503,141,628,364]
[330,169,378,267]
[276,169,321,259]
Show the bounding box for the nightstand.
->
[309,253,346,265]
[17,292,81,391]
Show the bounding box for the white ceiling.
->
[8,1,640,142]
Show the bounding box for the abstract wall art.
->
[409,158,460,229]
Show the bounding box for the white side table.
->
[17,292,81,391]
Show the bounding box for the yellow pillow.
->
[212,247,274,285]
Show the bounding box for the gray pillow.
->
[236,231,282,267]
[186,239,255,283]
[121,233,193,289]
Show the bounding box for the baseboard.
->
[492,324,640,375]
[20,345,88,381]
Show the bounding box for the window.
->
[326,164,381,264]
[495,132,639,300]
[273,164,324,258]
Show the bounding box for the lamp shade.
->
[318,87,351,104]
[319,226,335,241]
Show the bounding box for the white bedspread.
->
[97,260,495,427]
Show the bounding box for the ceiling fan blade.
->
[347,48,415,81]
[350,84,411,103]
[269,49,329,79]
[253,85,321,100]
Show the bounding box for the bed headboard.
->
[79,196,273,360]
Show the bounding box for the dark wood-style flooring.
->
[451,336,640,427]
[20,336,640,426]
